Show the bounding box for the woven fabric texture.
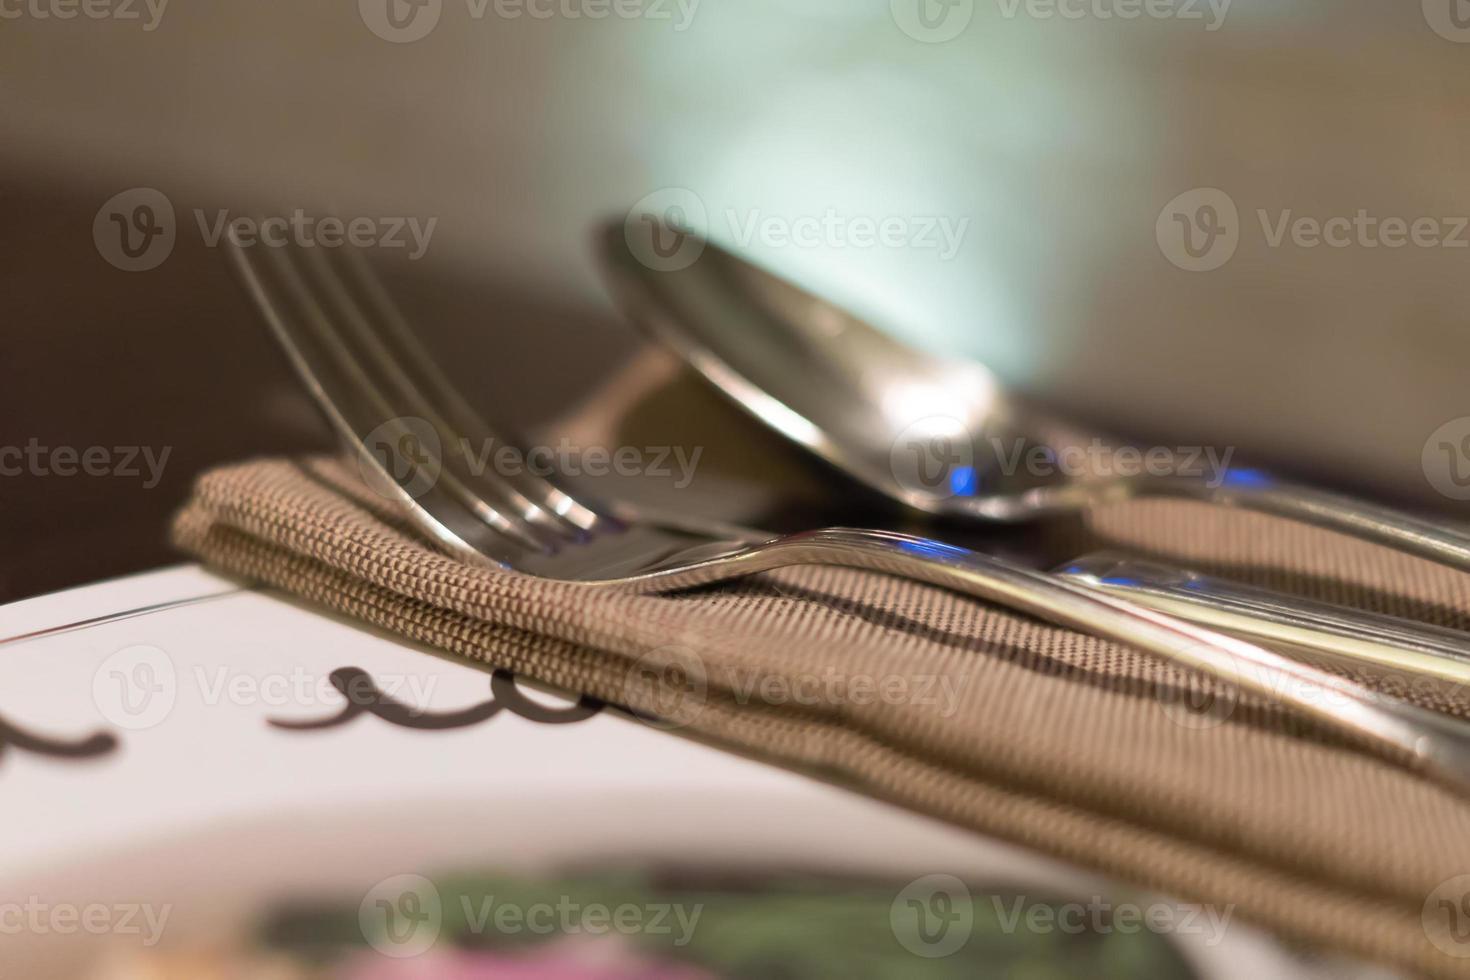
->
[173,456,1470,978]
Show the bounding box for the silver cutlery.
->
[600,220,1470,574]
[1058,553,1470,690]
[226,236,1470,797]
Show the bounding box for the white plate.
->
[0,565,1353,978]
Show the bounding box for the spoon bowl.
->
[599,219,1078,520]
[599,216,1470,571]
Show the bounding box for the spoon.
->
[598,218,1470,573]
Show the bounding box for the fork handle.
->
[616,528,1470,796]
[1145,471,1470,572]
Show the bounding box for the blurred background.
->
[3,0,1468,601]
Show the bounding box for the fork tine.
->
[279,241,599,553]
[270,242,566,552]
[326,244,609,536]
[225,230,547,563]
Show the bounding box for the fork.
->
[1058,553,1470,688]
[226,234,1470,797]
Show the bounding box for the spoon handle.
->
[617,528,1470,797]
[1145,471,1470,573]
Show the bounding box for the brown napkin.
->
[173,456,1470,978]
